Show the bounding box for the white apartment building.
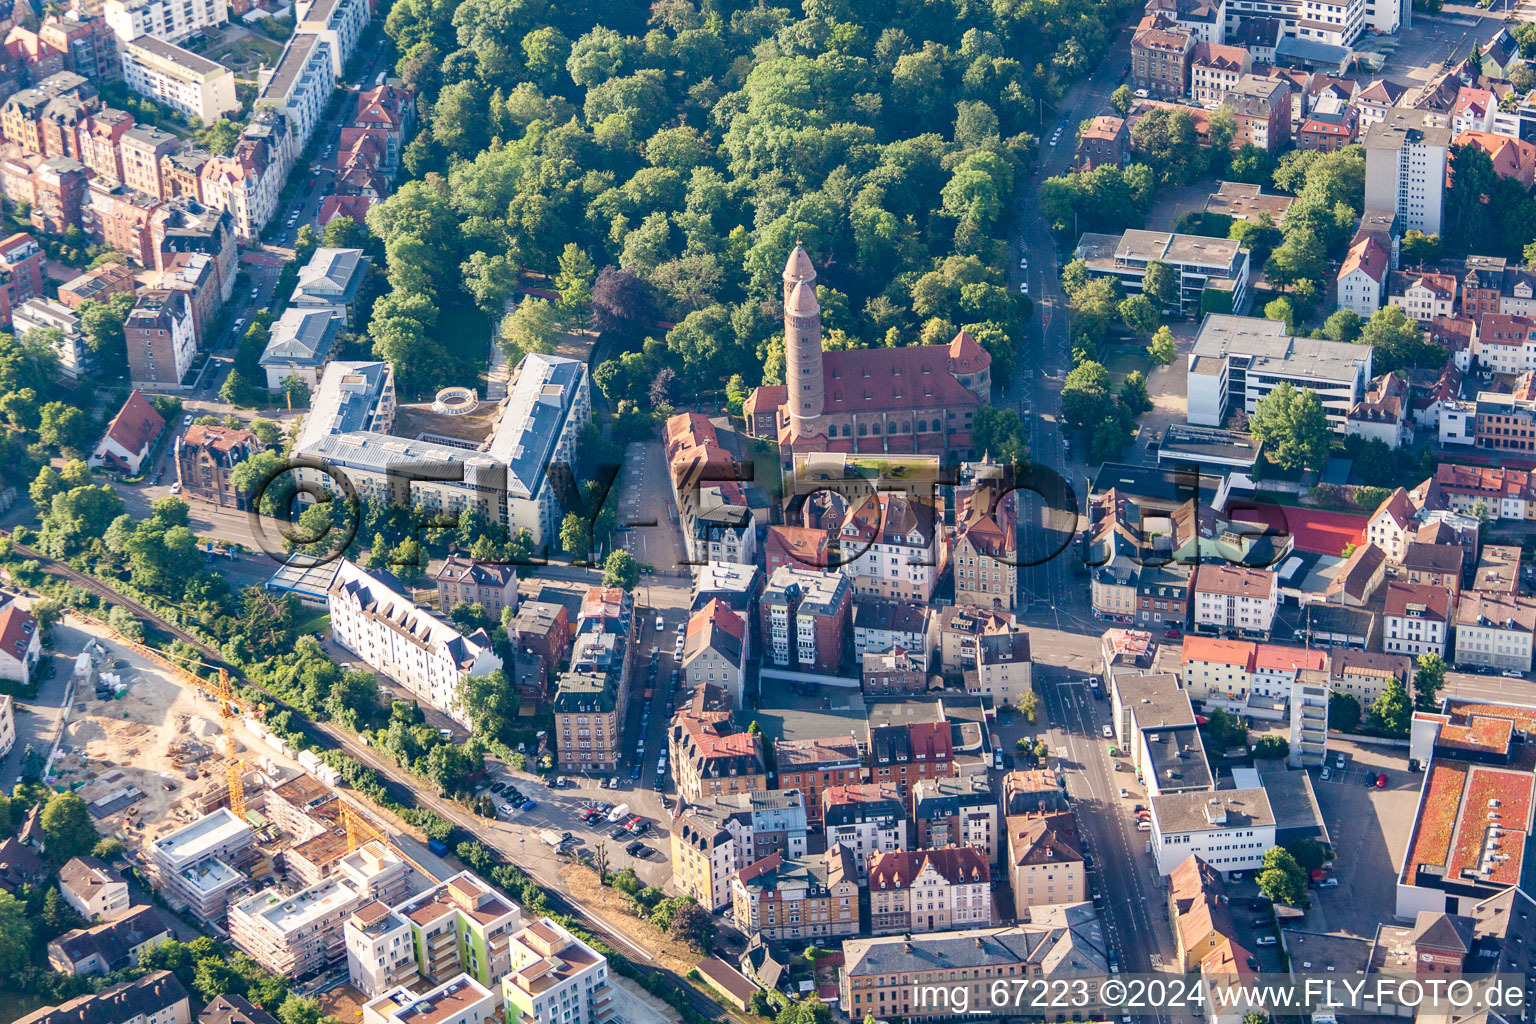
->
[823,784,911,881]
[1454,593,1536,673]
[1192,564,1277,633]
[1337,236,1389,319]
[121,36,238,122]
[1382,582,1451,657]
[1472,315,1536,375]
[344,902,417,998]
[229,842,407,977]
[104,0,227,43]
[967,630,1033,705]
[1364,109,1452,237]
[257,33,334,151]
[146,808,255,924]
[868,848,993,936]
[328,560,503,730]
[295,0,371,78]
[1076,229,1250,318]
[1150,789,1277,877]
[503,919,614,1024]
[59,856,131,921]
[201,110,294,245]
[1387,271,1458,323]
[839,491,943,602]
[1187,314,1373,431]
[0,694,14,762]
[364,976,499,1024]
[13,298,92,381]
[1224,0,1371,47]
[691,497,757,568]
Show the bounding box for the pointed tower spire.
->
[782,248,824,436]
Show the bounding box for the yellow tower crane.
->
[339,801,441,882]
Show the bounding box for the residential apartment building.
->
[966,630,1033,705]
[13,297,93,381]
[296,0,371,77]
[1337,233,1390,318]
[1132,25,1195,98]
[175,424,261,509]
[104,0,226,42]
[1433,463,1536,520]
[120,36,238,122]
[15,971,191,1024]
[1223,75,1291,154]
[121,124,180,198]
[502,918,614,1024]
[1475,389,1536,452]
[145,808,255,924]
[328,559,503,730]
[1387,270,1458,323]
[1076,229,1250,318]
[1453,593,1536,673]
[760,565,851,673]
[1383,582,1453,657]
[1474,314,1536,375]
[822,783,911,880]
[1328,649,1411,708]
[681,601,747,708]
[124,287,195,386]
[363,977,498,1024]
[937,604,1015,671]
[671,803,744,911]
[1149,789,1277,876]
[730,849,859,943]
[1191,41,1251,105]
[668,684,767,802]
[1006,811,1085,920]
[773,737,863,827]
[293,246,373,327]
[1365,108,1452,236]
[48,905,171,976]
[0,233,46,329]
[838,911,1108,1023]
[1187,314,1373,430]
[433,555,517,620]
[59,856,131,921]
[1192,564,1277,634]
[58,261,135,308]
[343,902,419,999]
[257,33,334,151]
[386,871,523,990]
[862,649,927,694]
[553,588,634,773]
[912,775,1000,864]
[851,597,930,661]
[868,847,992,935]
[839,491,943,602]
[954,482,1016,611]
[868,722,955,808]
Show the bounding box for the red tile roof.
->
[867,846,990,888]
[1181,636,1256,669]
[0,605,35,664]
[99,389,165,458]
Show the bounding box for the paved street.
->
[0,606,88,785]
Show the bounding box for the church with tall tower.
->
[744,245,994,466]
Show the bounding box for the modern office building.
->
[1186,314,1373,430]
[1076,230,1250,317]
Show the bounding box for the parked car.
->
[610,827,628,840]
[1101,725,1112,738]
[1320,767,1331,781]
[1119,788,1128,798]
[1318,877,1339,888]
[1376,773,1387,788]
[1255,936,1277,946]
[521,800,537,811]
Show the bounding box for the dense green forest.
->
[367,0,1140,400]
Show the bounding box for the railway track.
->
[9,536,756,1024]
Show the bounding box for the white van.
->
[606,803,630,823]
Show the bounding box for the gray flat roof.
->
[1153,788,1275,833]
[126,35,225,78]
[263,32,325,101]
[1193,314,1372,383]
[487,354,587,500]
[1121,672,1196,731]
[1260,770,1330,843]
[1365,107,1453,150]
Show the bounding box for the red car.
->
[1376,773,1387,788]
[1163,629,1182,639]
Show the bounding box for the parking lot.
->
[1304,741,1423,936]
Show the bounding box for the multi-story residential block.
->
[1132,25,1195,99]
[868,847,992,936]
[1432,462,1536,520]
[257,33,334,151]
[385,872,523,990]
[937,603,1015,672]
[120,36,238,122]
[1192,564,1277,634]
[1475,544,1523,595]
[201,111,294,244]
[965,630,1033,705]
[1327,649,1410,708]
[1388,270,1458,323]
[822,782,911,879]
[839,910,1109,1022]
[228,843,407,978]
[58,856,131,922]
[145,808,255,925]
[731,848,859,943]
[13,297,93,381]
[839,491,944,602]
[1382,582,1452,657]
[764,525,830,573]
[1473,313,1536,375]
[671,803,744,911]
[0,693,12,761]
[120,124,180,198]
[1223,75,1291,154]
[124,288,195,386]
[669,684,767,802]
[1074,114,1128,170]
[292,247,373,327]
[363,976,498,1024]
[78,107,134,183]
[48,905,172,976]
[260,307,343,390]
[104,0,227,43]
[433,554,517,619]
[553,588,634,773]
[774,737,863,827]
[1365,108,1452,236]
[508,600,570,674]
[30,156,88,236]
[1150,789,1277,876]
[1402,541,1463,601]
[343,902,419,998]
[1337,235,1390,317]
[759,565,851,673]
[1190,42,1251,105]
[954,482,1016,611]
[0,233,46,331]
[0,72,98,159]
[868,721,955,809]
[912,775,999,863]
[1076,229,1250,318]
[862,649,926,694]
[1186,314,1373,430]
[851,598,930,662]
[682,600,747,707]
[349,82,415,177]
[1005,811,1084,920]
[160,150,209,202]
[502,917,614,1024]
[58,262,135,310]
[1344,371,1412,447]
[295,0,371,77]
[82,181,160,266]
[1453,593,1536,673]
[174,424,262,509]
[1475,387,1536,453]
[329,560,503,730]
[15,970,191,1024]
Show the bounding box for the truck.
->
[427,838,448,856]
[540,828,566,849]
